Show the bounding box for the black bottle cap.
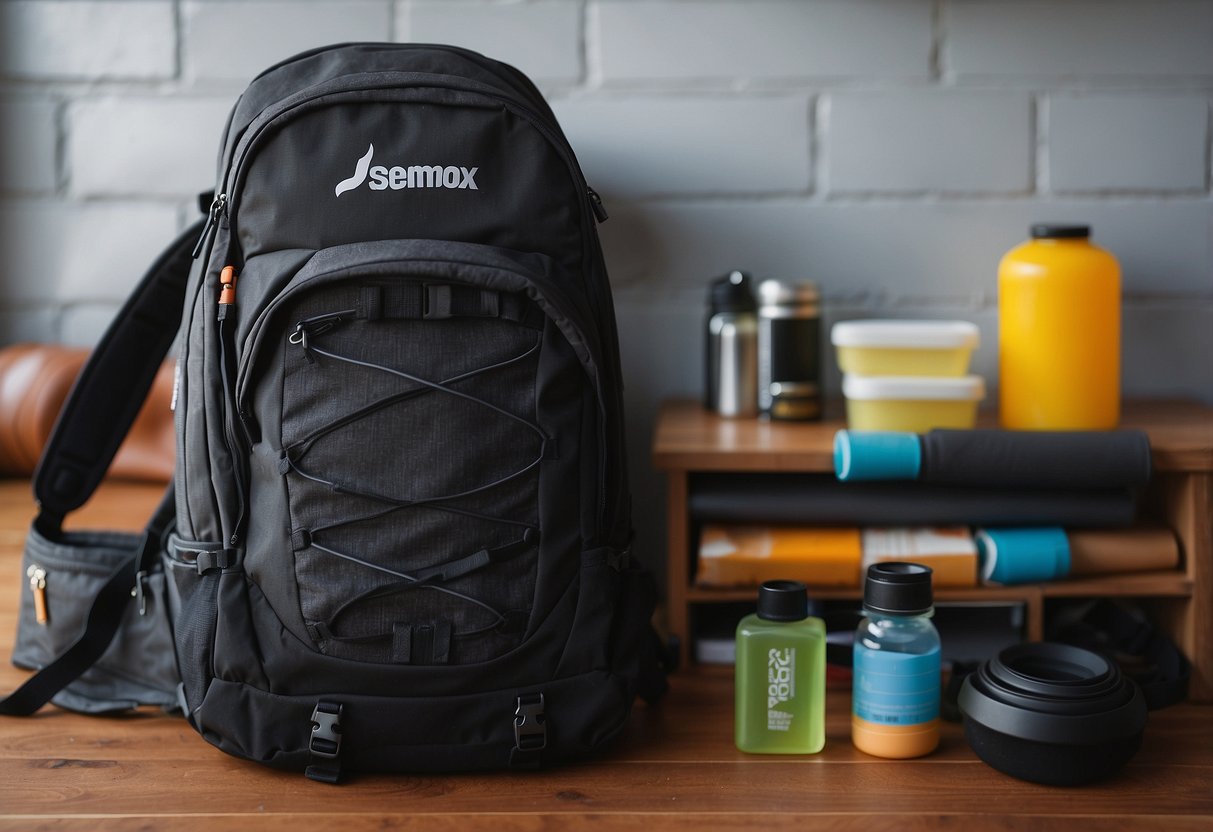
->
[1030,224,1090,239]
[709,270,757,315]
[756,579,809,621]
[863,562,933,616]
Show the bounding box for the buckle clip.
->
[514,693,546,751]
[309,702,343,758]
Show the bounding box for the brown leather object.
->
[0,344,175,482]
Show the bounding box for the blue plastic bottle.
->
[852,562,941,758]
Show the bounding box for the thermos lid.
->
[757,278,820,307]
[863,562,933,616]
[709,270,757,314]
[756,579,809,621]
[1031,224,1090,239]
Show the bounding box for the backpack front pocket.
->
[237,240,597,666]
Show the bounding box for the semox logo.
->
[334,143,479,197]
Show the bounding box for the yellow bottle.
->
[998,224,1121,430]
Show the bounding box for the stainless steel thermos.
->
[757,278,822,420]
[705,270,759,418]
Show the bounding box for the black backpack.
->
[2,43,667,782]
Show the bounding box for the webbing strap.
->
[33,220,203,535]
[355,283,542,329]
[3,220,198,717]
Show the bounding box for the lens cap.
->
[958,642,1147,786]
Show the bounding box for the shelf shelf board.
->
[652,398,1213,473]
[688,570,1192,604]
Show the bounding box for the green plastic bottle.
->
[734,580,826,754]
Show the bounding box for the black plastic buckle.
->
[309,702,343,758]
[306,701,344,784]
[514,693,546,752]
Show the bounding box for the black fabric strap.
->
[0,487,176,716]
[33,220,203,536]
[355,284,542,329]
[2,221,197,716]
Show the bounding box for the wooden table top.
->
[1,480,1211,830]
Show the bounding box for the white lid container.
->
[843,375,986,401]
[831,320,980,350]
[842,374,986,431]
[832,320,981,378]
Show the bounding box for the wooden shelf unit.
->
[652,398,1213,701]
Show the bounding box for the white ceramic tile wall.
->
[2,0,1210,576]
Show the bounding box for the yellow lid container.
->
[832,320,979,377]
[843,375,985,433]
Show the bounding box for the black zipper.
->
[191,193,227,259]
[216,266,249,546]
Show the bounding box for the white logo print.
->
[334,143,374,197]
[334,143,479,196]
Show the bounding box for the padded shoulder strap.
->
[33,220,203,535]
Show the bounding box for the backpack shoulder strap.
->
[33,219,203,537]
[0,220,202,717]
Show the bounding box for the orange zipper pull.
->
[218,266,237,322]
[27,565,48,625]
[219,265,238,306]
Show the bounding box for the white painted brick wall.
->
[596,0,932,82]
[0,1,176,81]
[402,1,582,86]
[1049,95,1209,193]
[0,201,180,304]
[599,200,1213,298]
[555,97,811,197]
[827,92,1031,194]
[947,1,1213,80]
[0,98,58,194]
[182,1,391,84]
[67,98,234,197]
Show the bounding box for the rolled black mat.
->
[920,429,1151,490]
[689,473,1138,528]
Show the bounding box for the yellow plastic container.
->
[999,224,1121,430]
[832,320,979,377]
[843,375,985,433]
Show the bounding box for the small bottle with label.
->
[852,562,941,758]
[735,580,825,754]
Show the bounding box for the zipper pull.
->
[131,570,150,616]
[217,265,238,322]
[26,565,48,625]
[587,187,609,222]
[191,193,227,259]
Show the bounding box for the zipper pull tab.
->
[217,265,238,321]
[587,187,609,222]
[191,193,227,259]
[131,570,150,616]
[27,565,48,625]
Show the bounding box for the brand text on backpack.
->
[335,143,479,196]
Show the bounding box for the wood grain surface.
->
[1,480,1210,830]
